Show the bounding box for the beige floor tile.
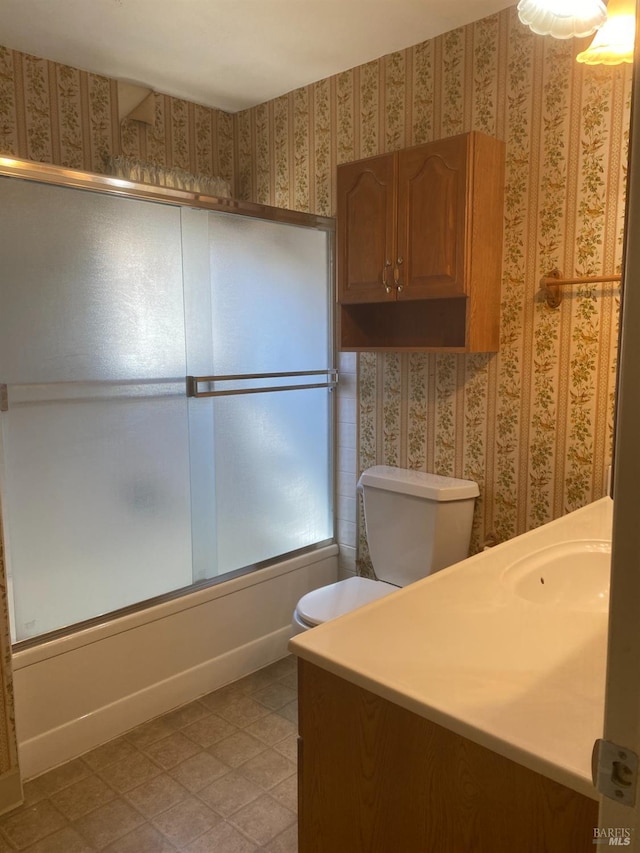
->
[264,822,299,853]
[2,661,297,853]
[251,683,297,711]
[168,751,230,793]
[124,773,189,818]
[98,752,162,793]
[207,731,268,768]
[182,713,237,748]
[184,820,259,853]
[229,793,296,847]
[162,701,210,731]
[151,796,220,847]
[143,733,201,770]
[216,697,270,728]
[124,717,175,750]
[237,749,295,791]
[0,833,14,852]
[199,682,246,713]
[275,700,298,725]
[83,738,139,772]
[73,797,144,849]
[196,770,262,818]
[103,823,178,852]
[232,669,279,696]
[50,774,117,821]
[21,826,94,853]
[28,760,91,800]
[261,657,296,680]
[270,774,297,813]
[278,672,297,691]
[245,713,296,747]
[0,800,67,850]
[20,779,46,809]
[272,734,298,764]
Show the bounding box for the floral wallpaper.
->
[0,3,632,783]
[0,11,628,558]
[232,6,631,569]
[0,46,234,186]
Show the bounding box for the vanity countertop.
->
[289,497,613,800]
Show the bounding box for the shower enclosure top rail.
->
[0,156,335,232]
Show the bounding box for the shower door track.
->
[0,156,335,232]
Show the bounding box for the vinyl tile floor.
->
[0,656,299,852]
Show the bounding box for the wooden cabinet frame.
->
[298,660,598,852]
[337,131,505,352]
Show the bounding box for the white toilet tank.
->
[359,466,479,587]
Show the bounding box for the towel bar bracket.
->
[541,268,622,308]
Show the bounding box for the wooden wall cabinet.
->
[298,660,598,853]
[337,131,505,352]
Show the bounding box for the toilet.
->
[292,465,479,632]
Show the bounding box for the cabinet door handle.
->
[394,258,404,293]
[382,260,393,294]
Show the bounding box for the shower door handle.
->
[187,370,338,399]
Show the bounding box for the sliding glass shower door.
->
[0,178,194,640]
[183,209,333,582]
[0,174,333,642]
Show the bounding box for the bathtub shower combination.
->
[0,159,338,777]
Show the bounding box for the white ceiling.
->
[0,0,512,113]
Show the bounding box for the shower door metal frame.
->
[0,155,335,230]
[0,155,337,651]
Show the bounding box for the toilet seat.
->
[294,576,398,628]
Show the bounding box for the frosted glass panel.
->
[196,212,333,578]
[0,178,333,640]
[2,398,192,640]
[208,214,330,374]
[213,389,332,572]
[0,176,192,640]
[181,211,333,580]
[0,177,186,384]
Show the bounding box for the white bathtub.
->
[12,545,338,779]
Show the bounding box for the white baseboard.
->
[18,625,292,780]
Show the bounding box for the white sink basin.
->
[502,539,611,612]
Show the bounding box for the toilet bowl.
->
[292,466,479,632]
[292,575,398,632]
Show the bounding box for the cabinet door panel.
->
[397,135,468,298]
[337,154,396,303]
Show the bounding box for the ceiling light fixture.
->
[517,0,607,39]
[576,0,635,65]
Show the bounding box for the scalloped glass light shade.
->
[517,0,607,39]
[576,0,635,65]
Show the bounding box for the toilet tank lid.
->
[358,466,479,501]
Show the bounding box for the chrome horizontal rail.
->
[0,371,338,411]
[0,378,186,411]
[187,369,338,399]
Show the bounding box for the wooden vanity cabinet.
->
[297,660,598,853]
[337,131,505,352]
